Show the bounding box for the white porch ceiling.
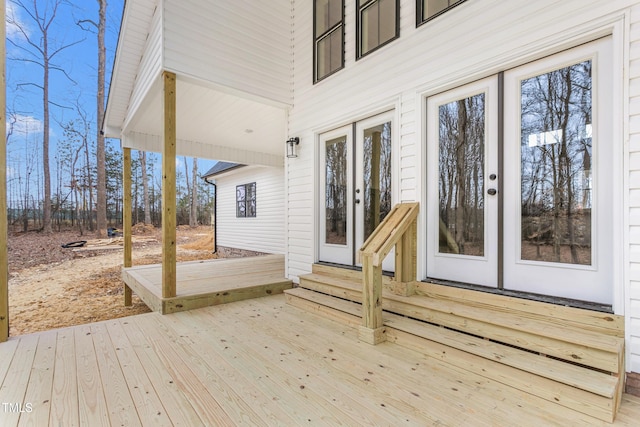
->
[119,76,287,167]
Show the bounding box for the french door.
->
[426,38,614,304]
[319,112,395,271]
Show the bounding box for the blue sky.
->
[5,0,215,201]
[6,0,124,138]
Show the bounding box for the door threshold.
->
[423,277,613,314]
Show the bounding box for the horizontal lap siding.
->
[163,0,292,105]
[216,166,285,255]
[630,5,640,374]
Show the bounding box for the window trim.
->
[416,0,467,28]
[236,182,257,218]
[313,0,345,84]
[356,0,400,60]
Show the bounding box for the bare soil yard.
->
[7,225,217,336]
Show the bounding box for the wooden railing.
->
[357,202,419,344]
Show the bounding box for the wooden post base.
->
[358,325,386,345]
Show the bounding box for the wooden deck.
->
[0,294,639,426]
[121,254,292,314]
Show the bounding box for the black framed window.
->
[357,0,399,59]
[314,0,344,83]
[416,0,466,27]
[236,183,256,218]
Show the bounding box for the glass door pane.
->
[438,94,486,256]
[325,136,348,245]
[519,61,592,266]
[362,121,392,241]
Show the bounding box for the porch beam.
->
[162,71,177,298]
[123,147,132,306]
[0,0,8,342]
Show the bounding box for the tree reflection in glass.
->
[438,94,485,256]
[363,122,392,240]
[520,60,592,265]
[325,136,348,245]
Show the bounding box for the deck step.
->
[290,268,626,423]
[300,272,623,373]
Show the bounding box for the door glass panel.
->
[520,60,592,265]
[438,94,485,256]
[325,136,348,245]
[363,122,392,241]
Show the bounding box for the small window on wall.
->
[416,0,466,26]
[357,0,399,59]
[236,183,256,218]
[314,0,344,83]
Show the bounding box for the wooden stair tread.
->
[416,282,624,338]
[300,273,622,354]
[285,287,619,399]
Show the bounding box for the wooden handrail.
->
[358,202,419,345]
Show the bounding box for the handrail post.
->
[393,218,417,296]
[358,254,386,344]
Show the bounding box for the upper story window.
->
[236,183,256,218]
[416,0,466,26]
[314,0,345,83]
[357,0,399,59]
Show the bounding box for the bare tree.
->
[190,158,198,227]
[77,0,107,236]
[7,0,83,232]
[139,150,151,224]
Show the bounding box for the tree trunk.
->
[95,0,107,236]
[42,36,52,233]
[190,157,198,227]
[140,151,151,224]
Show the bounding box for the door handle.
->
[487,188,497,196]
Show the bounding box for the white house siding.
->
[216,166,285,255]
[128,1,163,124]
[628,5,640,375]
[287,0,640,371]
[163,0,293,106]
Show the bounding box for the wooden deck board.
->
[104,320,173,426]
[122,254,291,314]
[49,328,79,426]
[1,294,639,426]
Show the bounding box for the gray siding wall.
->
[216,166,285,255]
[287,0,639,372]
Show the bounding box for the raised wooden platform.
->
[288,264,627,423]
[122,254,292,314]
[1,294,639,426]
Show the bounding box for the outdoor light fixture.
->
[286,137,300,158]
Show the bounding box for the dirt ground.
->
[7,224,218,337]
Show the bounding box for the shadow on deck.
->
[122,254,292,314]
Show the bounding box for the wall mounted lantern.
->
[286,137,300,158]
